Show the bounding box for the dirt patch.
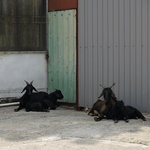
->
[0,106,150,150]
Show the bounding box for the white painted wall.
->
[0,52,47,99]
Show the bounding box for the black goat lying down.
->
[88,83,118,122]
[125,106,146,121]
[88,83,146,123]
[107,101,146,121]
[25,89,64,112]
[106,101,146,122]
[88,99,128,123]
[14,80,38,112]
[106,100,128,123]
[89,98,146,123]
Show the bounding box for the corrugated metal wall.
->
[48,10,76,103]
[78,0,150,112]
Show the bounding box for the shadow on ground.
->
[0,105,150,148]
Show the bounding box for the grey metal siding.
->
[78,0,150,112]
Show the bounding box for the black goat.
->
[106,100,129,123]
[106,101,146,122]
[25,91,48,112]
[42,89,64,109]
[14,80,38,112]
[25,89,64,112]
[125,106,146,121]
[88,83,117,122]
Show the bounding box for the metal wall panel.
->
[78,0,150,112]
[48,10,76,103]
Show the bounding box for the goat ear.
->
[30,80,34,85]
[24,80,29,85]
[98,92,103,98]
[33,87,38,92]
[21,87,26,93]
[110,83,115,88]
[111,92,116,99]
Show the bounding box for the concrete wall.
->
[0,52,47,100]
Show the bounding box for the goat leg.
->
[94,113,104,122]
[14,105,23,112]
[135,110,146,121]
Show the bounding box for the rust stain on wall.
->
[48,0,77,11]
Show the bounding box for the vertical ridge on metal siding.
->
[108,0,114,90]
[136,0,142,110]
[78,0,150,112]
[97,0,103,95]
[130,0,136,107]
[92,0,98,105]
[84,0,89,106]
[124,0,130,105]
[87,0,93,107]
[148,0,150,112]
[119,0,125,101]
[113,0,119,97]
[78,0,85,106]
[141,0,148,111]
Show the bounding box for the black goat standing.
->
[25,89,64,112]
[14,80,38,112]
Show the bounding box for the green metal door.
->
[48,10,76,103]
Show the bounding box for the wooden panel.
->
[48,0,77,11]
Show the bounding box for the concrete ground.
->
[0,105,150,150]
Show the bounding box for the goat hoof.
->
[143,118,146,121]
[45,109,50,112]
[114,120,118,123]
[125,120,129,123]
[14,109,19,112]
[94,117,100,122]
[88,113,93,116]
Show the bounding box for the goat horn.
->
[110,83,116,88]
[99,84,105,88]
[30,80,34,85]
[24,80,29,85]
